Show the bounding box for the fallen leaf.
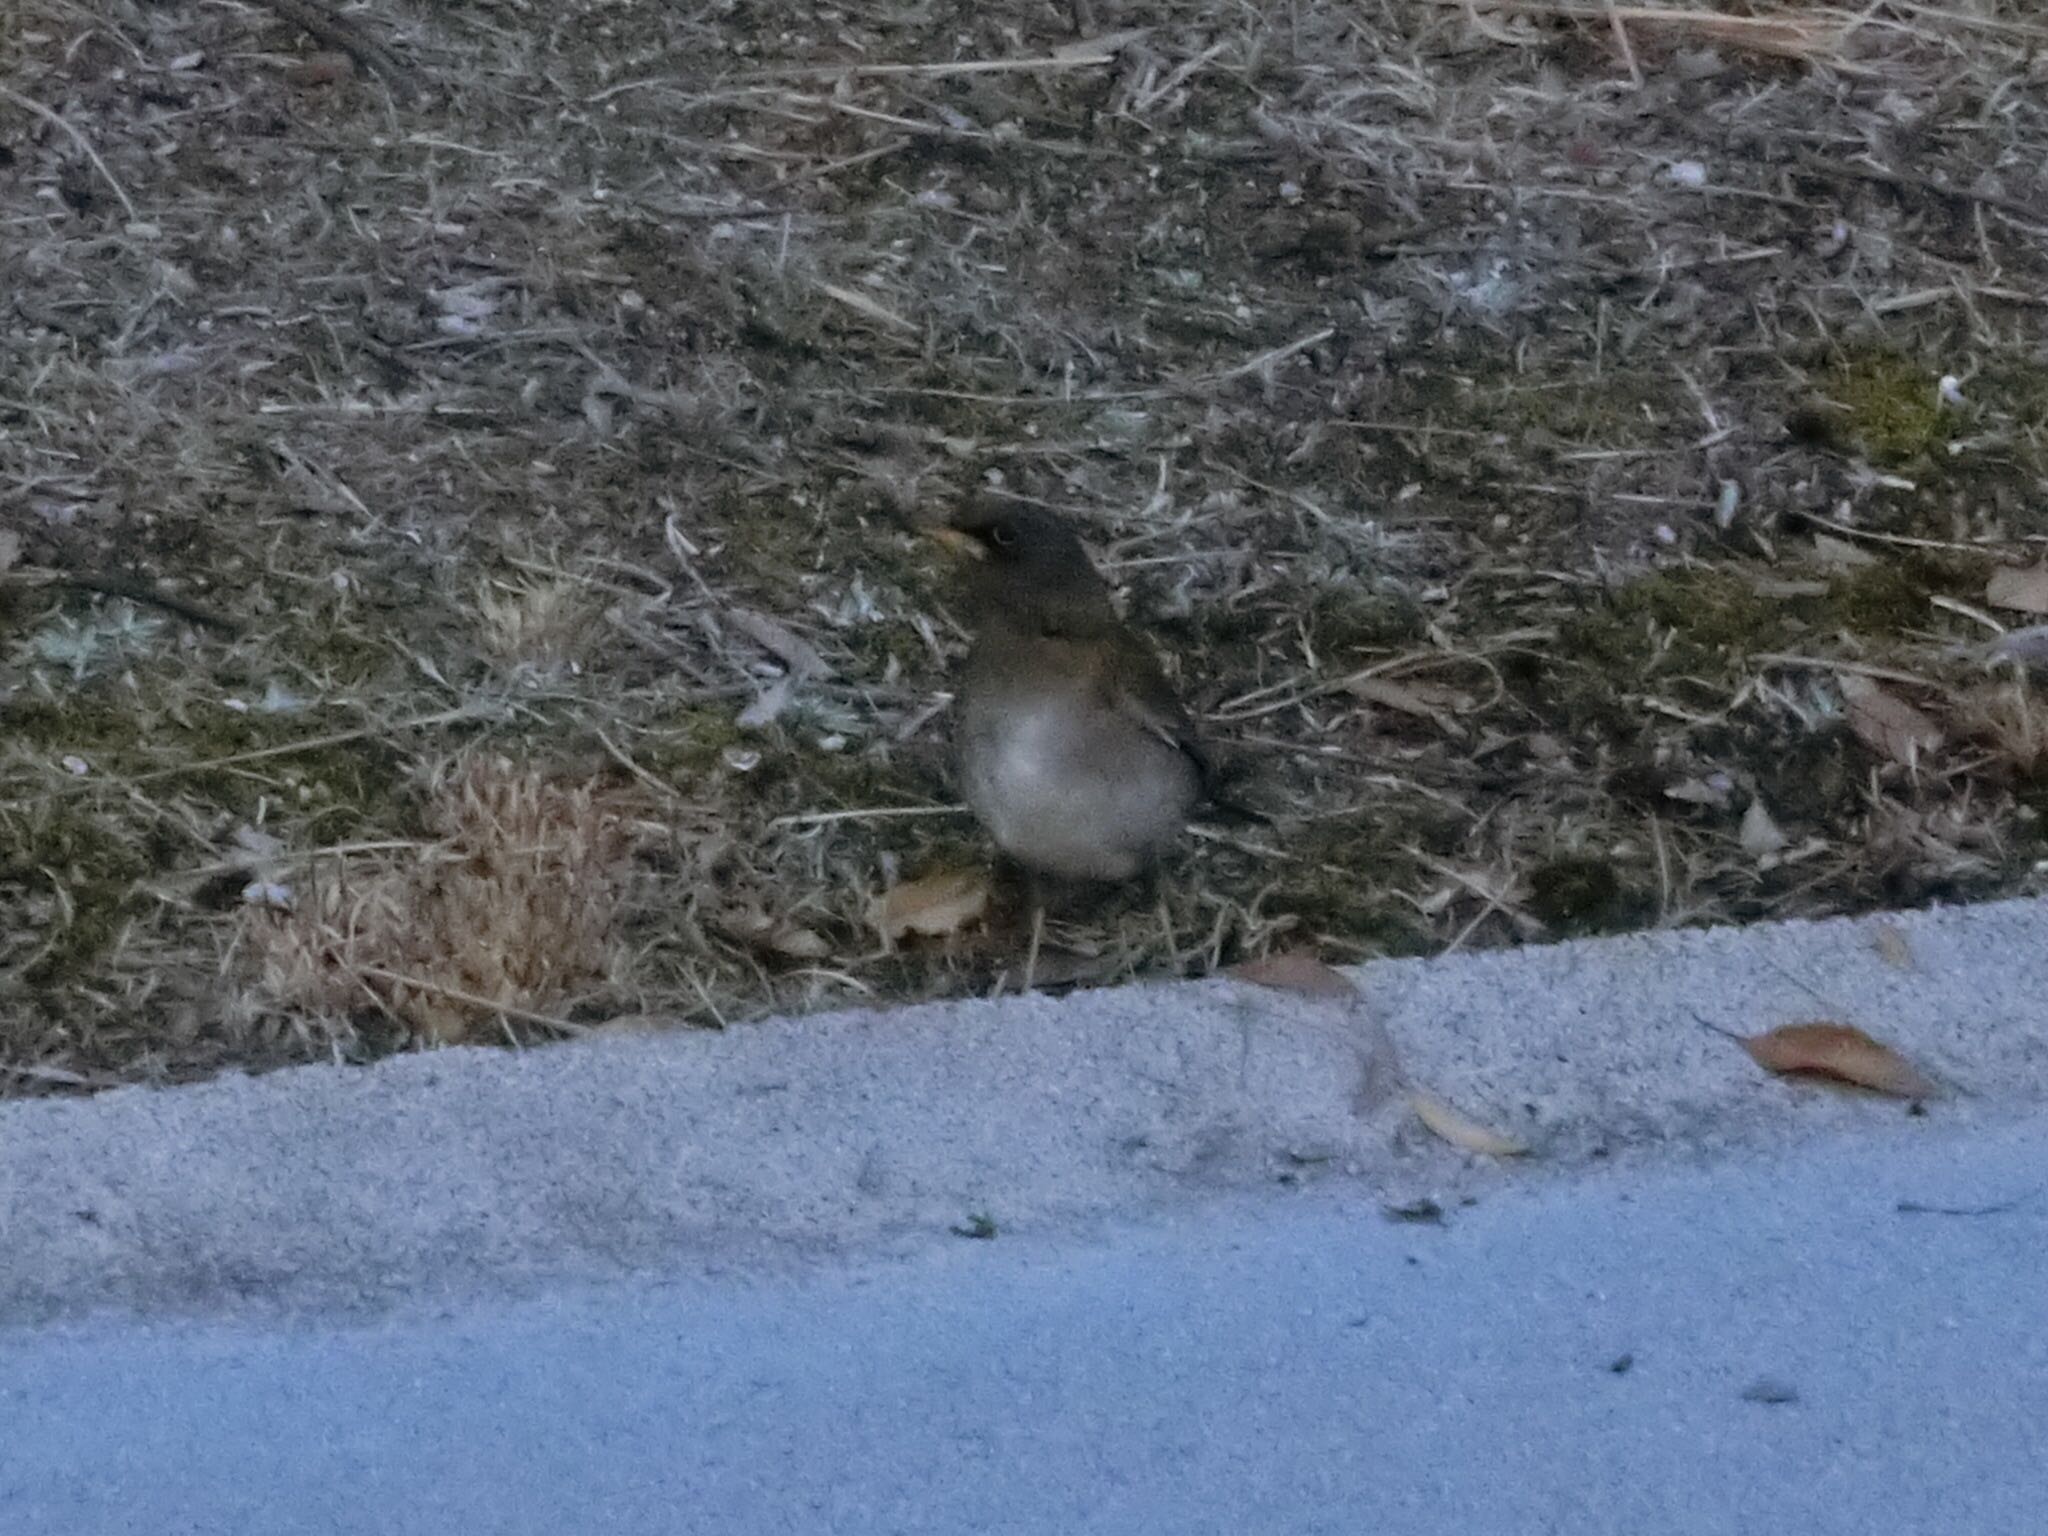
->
[1810,532,1877,571]
[1871,924,1913,970]
[1739,799,1789,857]
[868,868,990,942]
[1738,1021,1940,1099]
[736,675,796,730]
[727,608,828,679]
[1986,564,2048,616]
[1838,674,1942,765]
[1410,1091,1529,1157]
[1227,951,1357,999]
[766,924,831,961]
[289,51,356,87]
[1052,27,1151,62]
[1666,775,1734,809]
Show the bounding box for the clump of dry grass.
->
[1954,676,2048,779]
[475,576,598,672]
[249,757,636,1043]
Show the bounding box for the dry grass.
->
[247,756,639,1043]
[3,0,2047,1094]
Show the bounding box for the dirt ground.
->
[3,0,2046,1093]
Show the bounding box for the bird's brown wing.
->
[1089,628,1215,790]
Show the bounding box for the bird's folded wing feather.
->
[1091,634,1214,787]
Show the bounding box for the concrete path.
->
[5,1116,2044,1534]
[3,899,2047,1531]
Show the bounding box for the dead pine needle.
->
[0,84,139,220]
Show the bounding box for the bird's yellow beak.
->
[924,527,987,560]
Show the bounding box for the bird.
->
[931,503,1211,909]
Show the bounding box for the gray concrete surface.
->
[5,899,2048,1324]
[4,1115,2044,1535]
[2,900,2046,1532]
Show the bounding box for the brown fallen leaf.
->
[1227,950,1357,999]
[719,906,833,962]
[1229,951,1405,1106]
[727,607,830,679]
[1739,1021,1940,1099]
[1986,564,2048,617]
[868,868,990,943]
[289,51,357,88]
[1838,674,1942,766]
[1410,1091,1529,1157]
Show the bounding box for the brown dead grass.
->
[247,756,639,1043]
[3,0,2047,1094]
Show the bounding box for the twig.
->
[593,727,698,808]
[15,569,246,637]
[176,839,437,880]
[1791,511,2003,557]
[770,804,965,829]
[1896,1190,2041,1217]
[1792,149,2045,226]
[354,965,589,1034]
[243,0,418,103]
[1181,327,1335,389]
[1440,1,1869,71]
[751,39,1145,82]
[7,707,487,808]
[1749,654,1946,690]
[0,1059,104,1088]
[0,84,139,221]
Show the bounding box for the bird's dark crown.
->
[949,504,1083,562]
[945,504,1115,632]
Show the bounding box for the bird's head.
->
[928,504,1115,633]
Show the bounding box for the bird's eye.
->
[988,523,1017,550]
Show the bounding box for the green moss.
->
[770,739,906,807]
[1819,553,1977,636]
[1817,350,1950,467]
[1750,733,1856,826]
[1613,569,1776,654]
[637,707,747,782]
[1527,855,1648,936]
[1,686,411,836]
[289,623,394,689]
[1400,351,1671,445]
[1557,569,1768,686]
[832,618,927,677]
[1269,820,1435,953]
[2,806,152,984]
[1493,376,1666,441]
[1539,567,1786,743]
[1306,590,1428,652]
